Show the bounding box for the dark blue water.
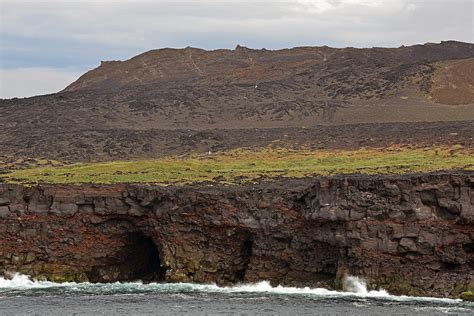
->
[0,274,472,315]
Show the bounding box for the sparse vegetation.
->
[460,291,474,301]
[3,146,473,185]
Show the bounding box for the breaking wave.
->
[0,272,467,306]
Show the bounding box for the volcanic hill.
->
[1,40,473,164]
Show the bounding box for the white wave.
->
[342,275,389,296]
[0,272,70,288]
[0,273,466,305]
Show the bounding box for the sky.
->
[0,0,473,98]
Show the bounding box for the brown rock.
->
[0,206,10,219]
[399,237,417,252]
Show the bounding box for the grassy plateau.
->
[2,146,473,185]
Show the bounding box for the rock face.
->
[0,172,473,298]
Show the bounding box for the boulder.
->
[399,237,417,252]
[0,206,10,219]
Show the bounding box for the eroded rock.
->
[0,172,472,298]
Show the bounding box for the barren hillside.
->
[1,41,473,164]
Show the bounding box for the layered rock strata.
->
[0,172,473,298]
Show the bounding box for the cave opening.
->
[464,243,474,269]
[235,236,254,282]
[88,231,166,283]
[127,232,167,282]
[463,242,474,254]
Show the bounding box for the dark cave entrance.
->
[463,242,474,267]
[125,232,166,282]
[235,236,254,282]
[88,231,166,283]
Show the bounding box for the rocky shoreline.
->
[0,172,473,298]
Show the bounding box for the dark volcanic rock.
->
[0,172,473,298]
[1,41,474,164]
[64,41,474,95]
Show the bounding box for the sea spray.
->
[0,272,66,288]
[342,275,389,296]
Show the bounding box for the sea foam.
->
[0,272,465,305]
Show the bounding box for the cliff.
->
[0,172,473,298]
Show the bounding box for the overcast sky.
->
[1,0,473,98]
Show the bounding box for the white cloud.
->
[0,68,82,98]
[293,0,391,14]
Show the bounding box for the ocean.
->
[0,274,472,315]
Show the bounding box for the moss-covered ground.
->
[3,146,473,185]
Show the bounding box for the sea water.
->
[0,273,472,315]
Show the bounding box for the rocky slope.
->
[1,121,473,166]
[0,172,473,298]
[64,41,474,102]
[1,41,473,164]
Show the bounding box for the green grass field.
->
[3,146,473,185]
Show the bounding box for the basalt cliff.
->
[1,173,473,298]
